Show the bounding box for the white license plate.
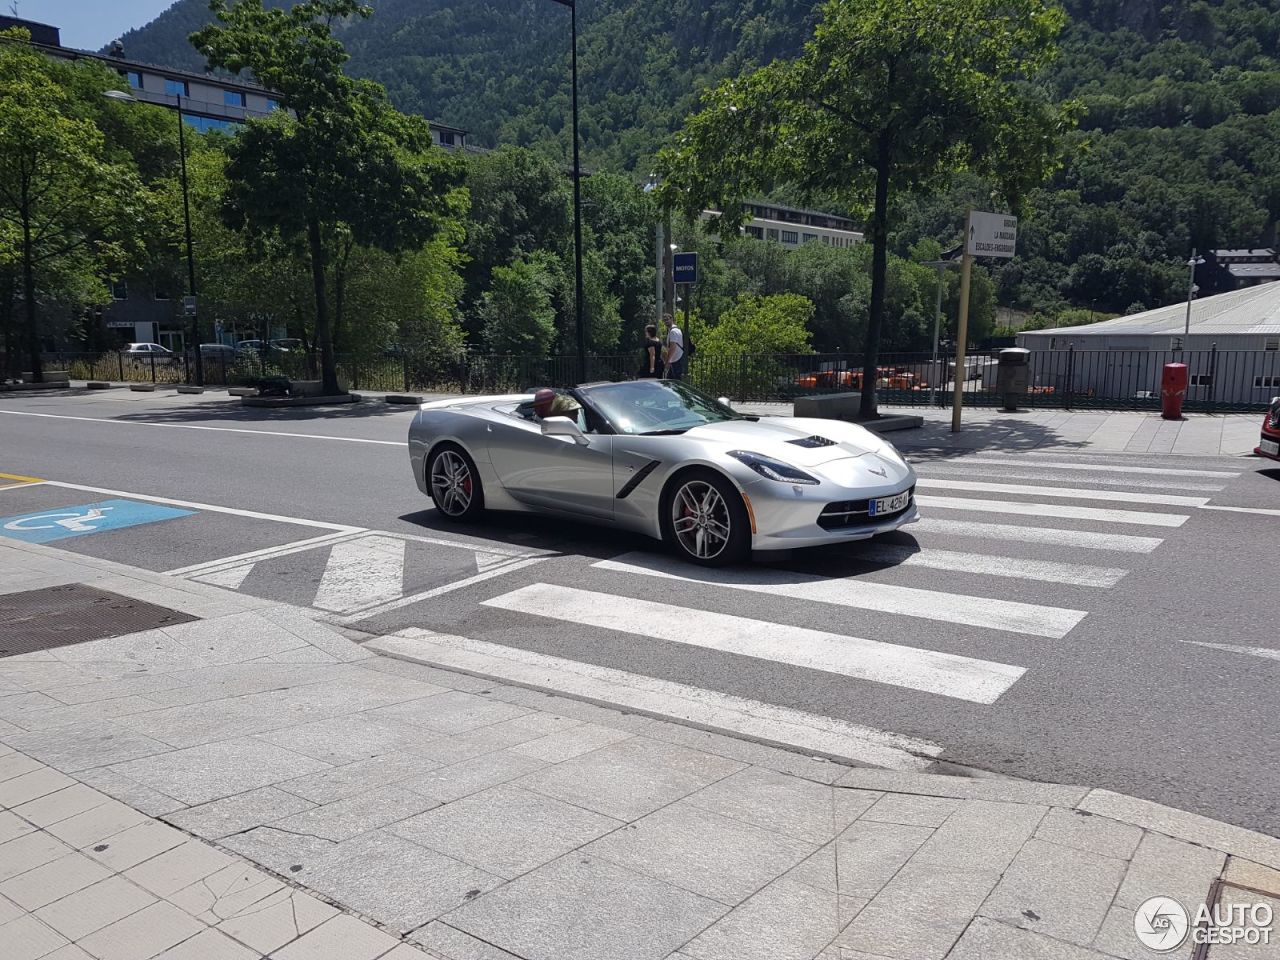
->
[869,490,910,517]
[1262,438,1280,456]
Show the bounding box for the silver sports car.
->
[408,379,918,566]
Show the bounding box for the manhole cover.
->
[0,583,198,656]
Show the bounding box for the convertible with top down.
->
[408,379,918,566]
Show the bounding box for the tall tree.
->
[656,0,1078,417]
[191,0,465,394]
[0,31,144,381]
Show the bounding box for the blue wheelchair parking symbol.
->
[0,499,195,544]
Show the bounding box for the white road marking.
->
[483,583,1025,703]
[595,554,1085,639]
[192,564,256,590]
[1179,640,1280,662]
[41,481,361,533]
[476,552,516,572]
[313,535,407,613]
[0,409,404,446]
[1198,504,1280,517]
[915,478,1209,508]
[921,456,1237,479]
[912,466,1226,492]
[909,517,1164,553]
[329,556,548,624]
[369,630,943,770]
[915,495,1189,528]
[847,543,1128,588]
[166,531,365,577]
[0,481,45,492]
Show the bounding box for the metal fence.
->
[33,346,1280,412]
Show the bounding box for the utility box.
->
[996,348,1031,411]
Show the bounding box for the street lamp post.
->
[1184,248,1205,342]
[104,89,203,386]
[923,258,956,407]
[549,0,587,385]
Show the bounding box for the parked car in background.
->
[236,339,269,353]
[270,338,303,353]
[121,343,176,363]
[199,343,239,361]
[1255,396,1280,462]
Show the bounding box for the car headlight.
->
[728,451,820,485]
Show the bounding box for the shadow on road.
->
[897,416,1089,460]
[398,505,920,578]
[107,397,416,425]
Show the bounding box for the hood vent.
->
[788,435,837,448]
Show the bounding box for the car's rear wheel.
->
[428,444,484,521]
[661,469,751,566]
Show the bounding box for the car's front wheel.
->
[661,469,751,566]
[427,444,484,521]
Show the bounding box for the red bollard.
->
[1161,362,1188,420]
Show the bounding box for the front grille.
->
[789,435,836,448]
[818,487,914,530]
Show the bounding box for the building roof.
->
[1211,248,1276,261]
[1228,263,1280,279]
[1020,281,1280,338]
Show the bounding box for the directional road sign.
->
[966,211,1018,258]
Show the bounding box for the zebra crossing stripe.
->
[930,457,1237,479]
[192,565,255,590]
[312,535,406,614]
[482,584,1025,704]
[369,629,944,769]
[595,554,1085,638]
[915,495,1188,527]
[909,517,1164,553]
[915,478,1208,508]
[912,465,1226,493]
[846,543,1127,588]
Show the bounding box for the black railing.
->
[37,347,1280,412]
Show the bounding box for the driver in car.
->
[532,388,587,430]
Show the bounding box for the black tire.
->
[660,468,752,566]
[427,444,485,521]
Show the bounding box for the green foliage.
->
[480,255,558,356]
[191,0,467,392]
[0,31,149,379]
[701,293,814,356]
[656,0,1074,415]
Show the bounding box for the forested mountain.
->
[115,0,1280,315]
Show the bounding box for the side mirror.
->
[540,416,588,445]
[717,396,733,409]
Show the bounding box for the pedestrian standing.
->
[664,314,685,380]
[639,324,664,378]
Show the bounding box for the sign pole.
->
[951,211,975,433]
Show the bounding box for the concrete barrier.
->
[129,383,156,392]
[793,392,923,433]
[241,393,359,408]
[228,387,258,397]
[385,394,425,405]
[86,382,113,390]
[175,386,205,394]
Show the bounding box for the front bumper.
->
[745,477,920,551]
[1256,428,1280,462]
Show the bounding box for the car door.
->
[488,414,615,520]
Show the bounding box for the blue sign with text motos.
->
[0,499,194,544]
[673,252,698,284]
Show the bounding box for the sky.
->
[18,0,174,51]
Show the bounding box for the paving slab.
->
[444,854,728,960]
[678,875,851,960]
[979,837,1127,945]
[390,783,622,879]
[583,800,816,906]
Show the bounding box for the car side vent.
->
[788,435,837,448]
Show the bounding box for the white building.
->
[704,201,864,249]
[1017,282,1280,406]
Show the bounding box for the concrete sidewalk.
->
[3,541,1280,960]
[734,402,1266,458]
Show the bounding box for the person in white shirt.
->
[664,314,685,380]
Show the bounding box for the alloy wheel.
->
[671,480,732,560]
[430,450,473,517]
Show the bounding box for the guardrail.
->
[35,346,1280,412]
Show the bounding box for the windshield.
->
[581,380,744,435]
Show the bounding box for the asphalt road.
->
[2,388,1278,833]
